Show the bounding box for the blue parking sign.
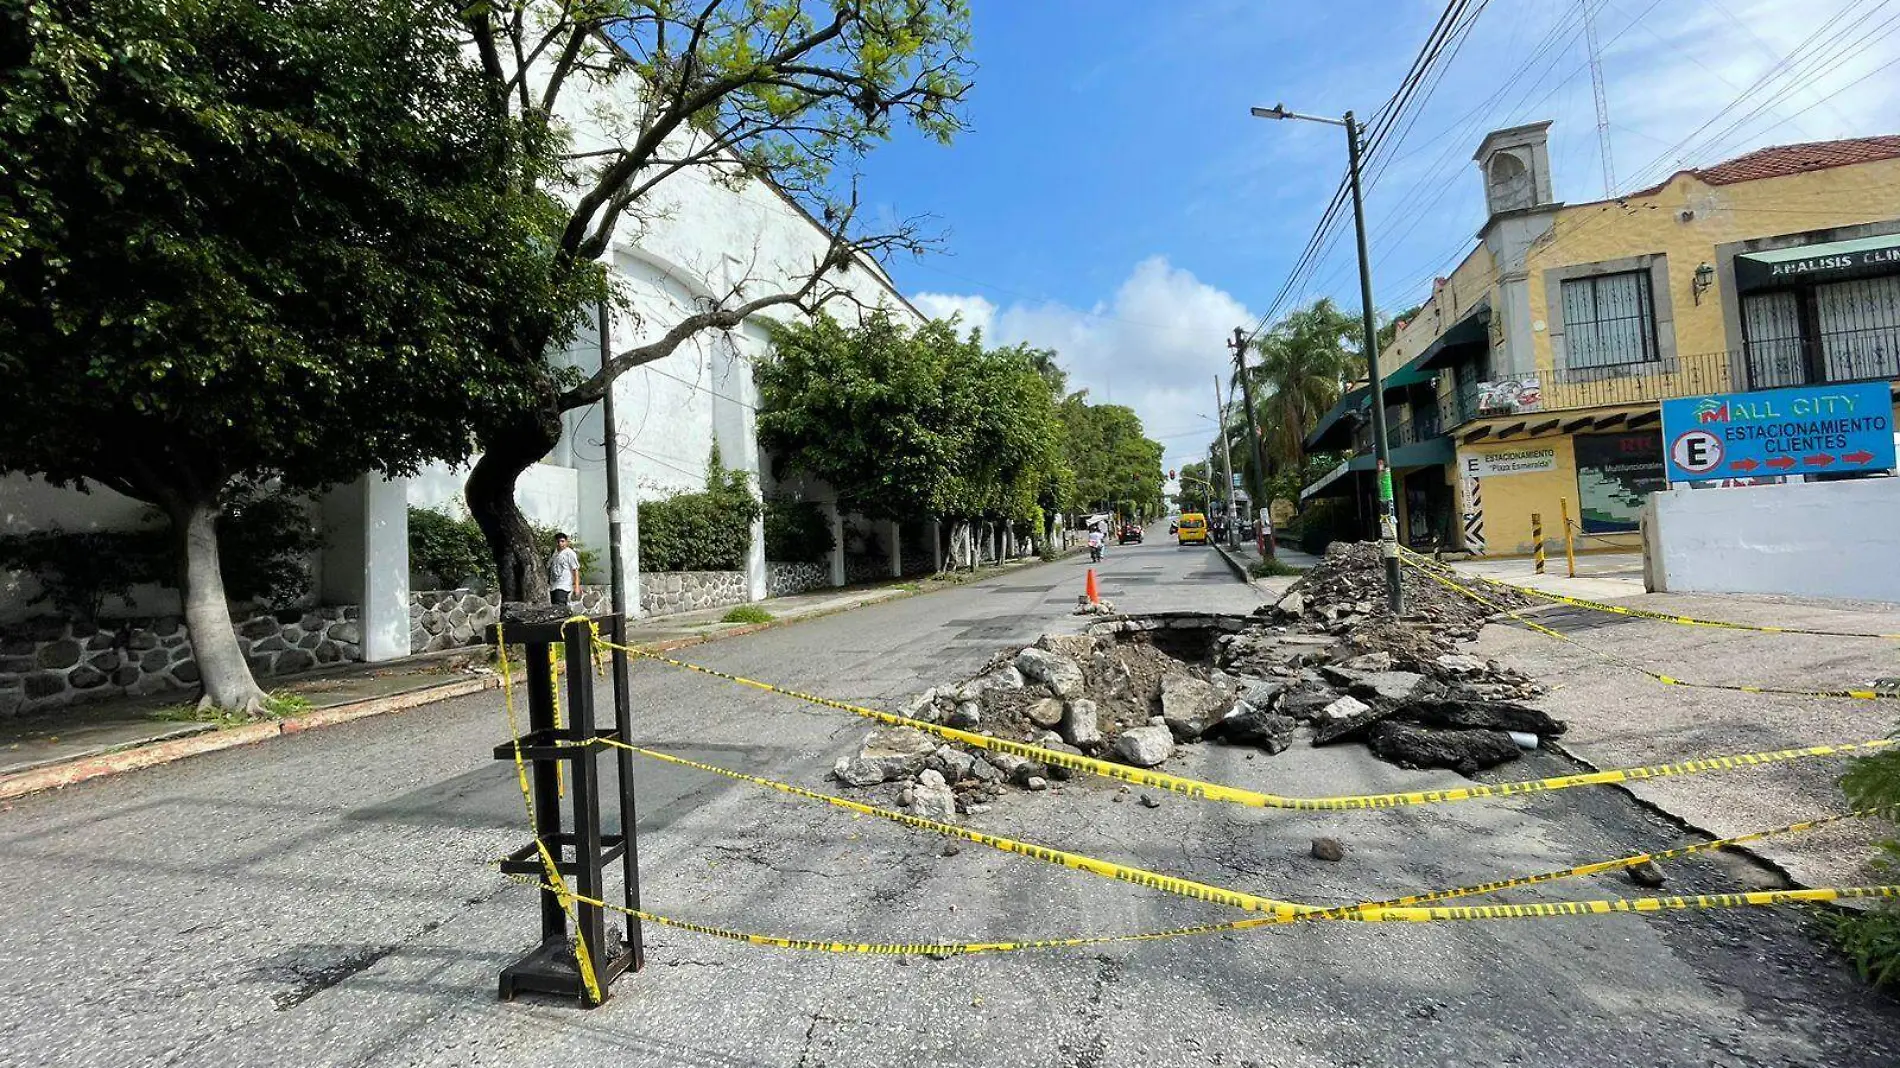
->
[1659,381,1896,482]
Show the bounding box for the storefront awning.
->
[1735,233,1900,292]
[1414,300,1492,371]
[1299,458,1355,502]
[1302,384,1369,454]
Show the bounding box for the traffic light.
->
[1167,469,1175,480]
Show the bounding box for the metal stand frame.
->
[490,614,644,1008]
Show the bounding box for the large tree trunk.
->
[168,496,270,716]
[465,413,562,603]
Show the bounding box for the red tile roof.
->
[1647,135,1900,192]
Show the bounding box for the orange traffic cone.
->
[1084,568,1101,604]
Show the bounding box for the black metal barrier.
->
[487,612,644,1007]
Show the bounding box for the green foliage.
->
[720,605,774,625]
[154,689,311,725]
[408,508,492,590]
[1060,397,1164,516]
[1296,498,1360,556]
[638,447,762,573]
[1249,558,1307,579]
[1177,460,1214,515]
[1242,298,1366,478]
[1831,752,1900,984]
[0,0,574,500]
[764,500,835,563]
[0,487,321,620]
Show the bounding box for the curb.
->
[1211,542,1265,591]
[0,554,1063,803]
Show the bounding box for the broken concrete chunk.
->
[1629,860,1666,888]
[1275,591,1305,617]
[1397,697,1567,738]
[1321,667,1428,704]
[956,665,1024,701]
[1033,736,1084,780]
[926,745,976,783]
[831,726,939,786]
[1061,698,1103,748]
[1113,725,1175,767]
[967,756,1003,783]
[1014,647,1086,698]
[1025,696,1066,729]
[1309,698,1394,746]
[948,701,982,729]
[1366,721,1521,776]
[1024,776,1049,792]
[1434,653,1487,676]
[1311,837,1345,862]
[910,769,957,820]
[899,688,942,723]
[1159,673,1221,741]
[1338,651,1395,672]
[985,750,1048,786]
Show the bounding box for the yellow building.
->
[1301,124,1900,556]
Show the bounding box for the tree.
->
[0,0,562,712]
[454,1,972,600]
[1242,298,1363,474]
[1060,396,1164,518]
[1177,461,1213,515]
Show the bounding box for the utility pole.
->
[1253,103,1402,610]
[597,302,630,620]
[1212,376,1240,548]
[1228,326,1274,557]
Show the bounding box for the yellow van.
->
[1176,512,1208,545]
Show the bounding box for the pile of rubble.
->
[829,542,1564,817]
[1266,541,1534,640]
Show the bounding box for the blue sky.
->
[857,0,1900,475]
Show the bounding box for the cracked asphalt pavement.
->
[3,534,1899,1067]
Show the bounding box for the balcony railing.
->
[1442,338,1899,429]
[1350,407,1444,454]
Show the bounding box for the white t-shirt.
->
[1086,530,1105,548]
[548,547,581,590]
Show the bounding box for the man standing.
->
[548,533,581,607]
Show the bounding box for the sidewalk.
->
[1451,550,1646,601]
[1211,538,1322,598]
[0,559,1051,800]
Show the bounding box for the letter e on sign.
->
[1671,429,1723,475]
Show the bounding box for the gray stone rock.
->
[1434,653,1487,675]
[315,641,341,664]
[925,745,976,783]
[139,649,169,673]
[276,649,316,675]
[910,769,957,820]
[1322,667,1427,704]
[831,727,938,786]
[967,757,1003,784]
[23,671,66,699]
[1310,695,1397,746]
[1629,860,1666,888]
[1209,705,1299,754]
[986,750,1047,786]
[948,701,981,729]
[1024,776,1049,792]
[1366,721,1522,776]
[956,665,1024,701]
[171,661,201,684]
[110,664,141,688]
[249,635,287,654]
[1275,591,1305,616]
[36,639,83,670]
[127,630,160,652]
[1138,792,1162,809]
[1025,697,1066,729]
[86,631,117,651]
[237,617,278,640]
[1061,698,1102,748]
[1014,646,1085,698]
[1112,725,1174,768]
[1318,694,1372,722]
[1159,673,1220,740]
[1033,734,1083,781]
[0,655,33,674]
[1311,837,1345,862]
[1338,651,1395,672]
[328,621,363,645]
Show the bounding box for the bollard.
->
[1532,512,1545,574]
[1559,497,1577,578]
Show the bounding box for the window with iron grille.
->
[1560,270,1659,368]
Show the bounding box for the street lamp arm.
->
[1249,103,1348,127]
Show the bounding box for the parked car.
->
[1118,521,1143,545]
[1176,512,1208,545]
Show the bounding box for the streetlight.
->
[1251,101,1403,613]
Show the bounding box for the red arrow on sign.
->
[1804,453,1836,467]
[1729,458,1760,472]
[1765,456,1798,471]
[1843,450,1876,464]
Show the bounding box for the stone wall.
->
[409,587,608,652]
[640,572,747,617]
[0,606,360,717]
[765,560,831,598]
[843,554,890,586]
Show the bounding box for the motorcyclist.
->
[1086,524,1106,563]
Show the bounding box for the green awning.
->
[1415,301,1491,371]
[1302,384,1369,453]
[1343,435,1453,473]
[1736,233,1900,291]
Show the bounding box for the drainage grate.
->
[1505,605,1647,635]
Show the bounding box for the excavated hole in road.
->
[828,542,1571,819]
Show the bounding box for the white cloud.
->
[914,257,1253,474]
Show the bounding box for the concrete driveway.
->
[4,530,1898,1067]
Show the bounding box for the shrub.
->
[1830,752,1900,984]
[0,485,321,621]
[1296,499,1359,556]
[639,447,761,572]
[763,499,834,563]
[1249,557,1306,579]
[408,507,491,589]
[720,605,774,624]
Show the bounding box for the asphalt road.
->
[3,530,1898,1067]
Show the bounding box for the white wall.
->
[1645,478,1900,603]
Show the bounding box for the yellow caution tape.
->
[607,638,1896,809]
[1400,547,1900,640]
[492,867,1900,956]
[1400,554,1900,702]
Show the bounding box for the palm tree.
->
[1237,298,1363,475]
